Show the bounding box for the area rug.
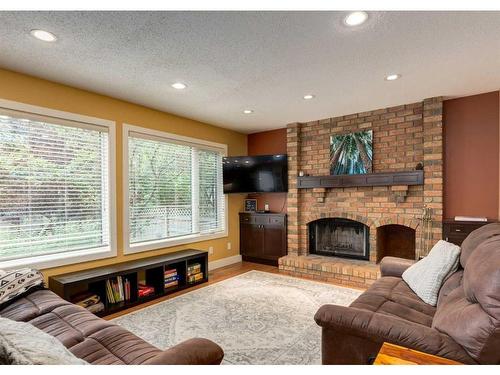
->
[112,270,362,365]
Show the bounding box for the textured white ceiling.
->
[0,11,499,133]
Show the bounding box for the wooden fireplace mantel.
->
[296,170,424,189]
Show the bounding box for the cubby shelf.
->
[49,249,208,317]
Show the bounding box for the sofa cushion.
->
[437,270,464,307]
[0,316,87,365]
[460,222,500,267]
[402,240,460,306]
[350,276,436,327]
[433,236,500,364]
[0,289,76,322]
[0,289,161,364]
[29,305,113,348]
[70,326,162,365]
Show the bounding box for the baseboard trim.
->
[208,254,242,271]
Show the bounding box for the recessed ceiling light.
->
[171,82,187,90]
[30,29,57,42]
[385,74,401,81]
[303,94,315,100]
[344,11,368,27]
[243,109,253,114]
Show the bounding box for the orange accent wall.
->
[247,128,287,213]
[443,91,500,220]
[248,128,287,155]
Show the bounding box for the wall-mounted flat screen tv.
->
[223,154,288,193]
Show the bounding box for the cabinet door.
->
[240,223,264,256]
[262,225,286,258]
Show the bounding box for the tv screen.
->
[223,154,288,193]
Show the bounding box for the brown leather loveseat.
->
[0,288,224,365]
[314,223,500,365]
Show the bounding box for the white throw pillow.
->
[402,240,461,306]
[0,317,87,365]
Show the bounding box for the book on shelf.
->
[164,268,179,289]
[187,263,201,276]
[124,278,131,301]
[187,272,204,284]
[86,302,105,314]
[106,276,132,304]
[112,277,121,302]
[164,274,179,283]
[164,280,179,289]
[71,292,101,308]
[70,291,105,314]
[117,276,124,301]
[138,284,155,298]
[105,279,115,303]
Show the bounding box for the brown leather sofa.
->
[314,223,500,365]
[0,289,224,365]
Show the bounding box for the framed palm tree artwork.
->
[330,130,373,175]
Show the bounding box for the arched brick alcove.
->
[376,224,416,262]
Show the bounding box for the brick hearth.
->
[279,255,380,289]
[279,97,444,287]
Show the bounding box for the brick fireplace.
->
[278,98,443,288]
[309,218,370,260]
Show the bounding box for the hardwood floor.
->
[104,260,364,320]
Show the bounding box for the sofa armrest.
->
[379,256,416,277]
[141,338,224,365]
[314,304,474,363]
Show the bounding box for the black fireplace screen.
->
[308,218,369,260]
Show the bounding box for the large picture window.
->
[124,125,226,253]
[0,101,115,268]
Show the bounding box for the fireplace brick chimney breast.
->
[285,98,443,263]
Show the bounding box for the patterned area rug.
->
[112,270,362,365]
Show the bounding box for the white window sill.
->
[0,246,116,271]
[124,230,228,254]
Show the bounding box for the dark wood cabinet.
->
[442,220,493,246]
[239,212,287,266]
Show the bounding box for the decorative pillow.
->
[0,268,44,307]
[402,240,461,306]
[0,317,88,365]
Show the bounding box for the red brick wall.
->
[287,98,443,261]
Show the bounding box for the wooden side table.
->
[442,219,493,246]
[374,343,462,365]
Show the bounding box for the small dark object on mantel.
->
[415,162,424,170]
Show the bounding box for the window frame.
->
[0,99,117,270]
[123,124,228,255]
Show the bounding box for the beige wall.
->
[0,68,247,280]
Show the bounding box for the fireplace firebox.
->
[308,218,369,260]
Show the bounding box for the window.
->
[0,100,116,269]
[124,124,226,253]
